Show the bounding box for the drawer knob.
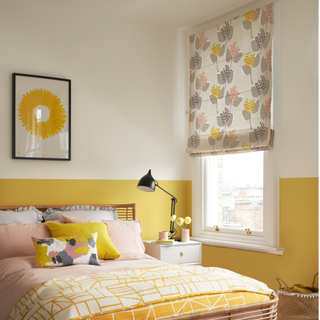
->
[179,252,183,257]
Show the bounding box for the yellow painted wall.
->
[0,179,192,241]
[0,177,318,291]
[201,177,318,290]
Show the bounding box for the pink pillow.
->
[62,215,102,223]
[49,220,65,224]
[0,223,51,260]
[62,215,145,254]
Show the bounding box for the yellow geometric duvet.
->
[9,264,274,320]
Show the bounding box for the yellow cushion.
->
[46,222,120,260]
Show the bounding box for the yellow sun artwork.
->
[18,89,67,139]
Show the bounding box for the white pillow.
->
[0,210,43,224]
[43,205,118,221]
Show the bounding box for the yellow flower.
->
[244,53,257,68]
[211,85,222,99]
[244,10,256,22]
[18,88,67,139]
[210,126,221,140]
[244,99,256,113]
[170,215,176,222]
[176,217,184,226]
[184,217,191,224]
[211,43,222,57]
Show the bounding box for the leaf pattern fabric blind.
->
[188,3,274,157]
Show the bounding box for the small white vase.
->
[181,229,190,242]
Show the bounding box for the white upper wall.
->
[0,0,318,180]
[0,0,192,180]
[182,0,318,179]
[276,0,318,178]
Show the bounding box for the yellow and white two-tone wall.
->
[0,0,317,291]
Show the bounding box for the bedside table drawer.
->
[161,244,200,264]
[144,240,202,265]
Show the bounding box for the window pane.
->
[207,151,264,231]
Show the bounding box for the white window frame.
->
[191,148,283,255]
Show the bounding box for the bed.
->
[0,204,278,320]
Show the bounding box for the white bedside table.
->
[144,240,202,265]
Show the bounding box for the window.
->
[191,149,283,255]
[187,3,281,254]
[207,151,264,232]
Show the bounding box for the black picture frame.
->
[12,73,71,161]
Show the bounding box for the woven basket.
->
[276,274,318,320]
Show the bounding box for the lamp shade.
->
[137,169,155,192]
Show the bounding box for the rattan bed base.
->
[0,203,136,220]
[89,295,278,320]
[165,294,278,320]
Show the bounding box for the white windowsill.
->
[190,237,285,255]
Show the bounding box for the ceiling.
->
[35,0,258,29]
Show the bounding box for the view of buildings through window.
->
[208,151,264,232]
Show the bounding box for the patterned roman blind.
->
[187,3,274,157]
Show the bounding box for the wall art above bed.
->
[12,73,71,161]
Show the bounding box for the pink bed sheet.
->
[0,253,166,320]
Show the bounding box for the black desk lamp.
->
[137,169,177,239]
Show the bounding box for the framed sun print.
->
[12,73,71,160]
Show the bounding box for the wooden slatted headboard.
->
[0,204,136,220]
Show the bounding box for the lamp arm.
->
[170,197,177,237]
[155,182,177,203]
[154,181,177,239]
